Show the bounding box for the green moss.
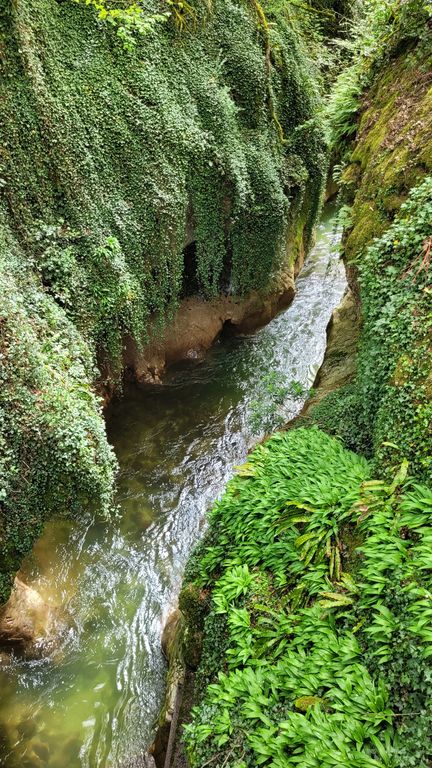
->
[328,42,432,483]
[179,583,209,634]
[0,215,117,603]
[308,383,372,457]
[340,45,432,267]
[328,178,432,482]
[344,203,386,262]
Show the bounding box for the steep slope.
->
[310,18,432,481]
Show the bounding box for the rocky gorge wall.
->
[308,30,432,480]
[0,0,327,604]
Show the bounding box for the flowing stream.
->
[0,206,346,768]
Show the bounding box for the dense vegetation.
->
[1,0,432,763]
[312,177,432,480]
[310,0,432,481]
[0,0,327,602]
[181,429,432,767]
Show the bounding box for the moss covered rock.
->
[317,37,432,479]
[343,45,432,263]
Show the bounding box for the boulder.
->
[0,578,58,657]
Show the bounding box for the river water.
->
[0,207,346,768]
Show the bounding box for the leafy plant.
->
[72,0,168,49]
[182,428,432,767]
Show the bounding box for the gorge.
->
[0,0,431,767]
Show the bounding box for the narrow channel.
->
[0,206,346,768]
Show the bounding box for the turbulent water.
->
[0,207,346,768]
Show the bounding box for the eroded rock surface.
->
[303,288,360,413]
[119,262,299,386]
[0,578,59,657]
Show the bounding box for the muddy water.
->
[0,207,346,767]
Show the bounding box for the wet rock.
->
[116,261,298,390]
[118,754,156,768]
[150,608,187,768]
[0,578,59,657]
[303,288,360,413]
[161,608,182,660]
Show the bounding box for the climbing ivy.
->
[355,177,432,481]
[0,217,117,603]
[0,0,328,600]
[71,0,169,49]
[311,178,432,482]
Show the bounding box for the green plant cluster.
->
[312,177,432,482]
[325,0,432,150]
[72,0,169,49]
[0,217,117,603]
[0,0,328,600]
[182,427,432,767]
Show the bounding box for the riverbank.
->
[149,276,362,768]
[171,422,432,767]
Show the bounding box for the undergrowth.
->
[182,427,432,767]
[325,0,432,151]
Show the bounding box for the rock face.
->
[0,578,58,657]
[303,288,360,414]
[120,260,300,386]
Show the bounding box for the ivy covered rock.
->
[0,0,328,601]
[310,9,432,481]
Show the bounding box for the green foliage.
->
[317,177,432,481]
[325,0,432,149]
[0,0,327,599]
[72,0,169,49]
[195,427,369,587]
[0,218,117,603]
[355,177,432,481]
[325,63,363,147]
[182,427,432,767]
[309,383,373,457]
